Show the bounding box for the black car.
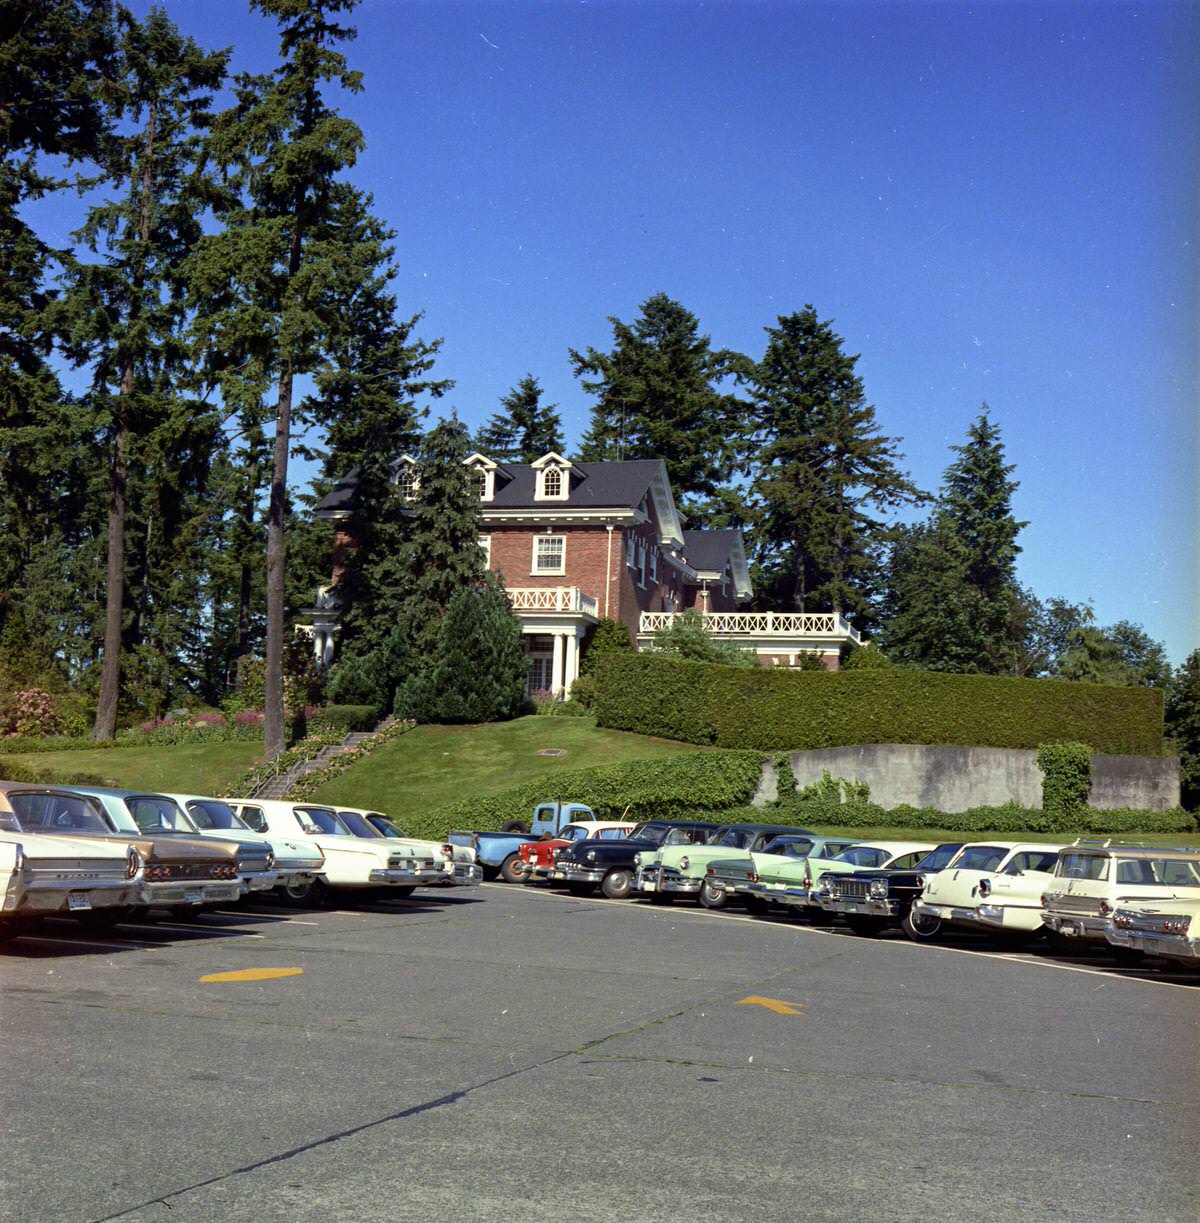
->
[549,819,721,899]
[816,842,965,939]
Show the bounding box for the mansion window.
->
[533,454,571,501]
[475,469,488,499]
[532,534,565,575]
[396,462,419,501]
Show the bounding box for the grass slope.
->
[307,715,708,816]
[0,741,263,795]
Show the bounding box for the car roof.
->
[1063,843,1200,860]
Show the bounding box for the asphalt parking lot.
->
[3,883,1198,1223]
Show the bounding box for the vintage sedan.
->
[550,820,721,899]
[228,799,439,902]
[164,792,323,895]
[1040,843,1200,952]
[905,842,1062,942]
[519,822,636,883]
[66,785,276,896]
[1,782,240,920]
[334,807,482,889]
[360,811,482,886]
[703,834,856,911]
[1105,898,1200,966]
[750,841,935,922]
[816,842,964,937]
[633,823,810,906]
[0,811,142,942]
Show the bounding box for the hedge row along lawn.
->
[594,654,1166,756]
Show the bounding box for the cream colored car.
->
[1105,897,1200,965]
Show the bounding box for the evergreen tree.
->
[572,293,747,511]
[475,375,563,463]
[57,7,227,737]
[1056,620,1171,688]
[1167,650,1200,810]
[191,0,367,756]
[579,618,634,676]
[749,307,925,626]
[649,611,758,667]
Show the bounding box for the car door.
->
[923,846,1007,906]
[984,849,1061,912]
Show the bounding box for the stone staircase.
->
[250,726,386,800]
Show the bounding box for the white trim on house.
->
[392,454,420,501]
[463,452,498,502]
[479,534,492,568]
[531,451,573,501]
[531,533,566,575]
[480,508,638,526]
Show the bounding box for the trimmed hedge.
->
[594,654,1165,756]
[397,751,767,840]
[0,758,112,786]
[306,705,380,735]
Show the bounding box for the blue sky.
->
[41,0,1200,661]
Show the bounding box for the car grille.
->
[1051,894,1102,915]
[834,880,870,901]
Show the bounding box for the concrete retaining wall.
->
[787,744,1180,812]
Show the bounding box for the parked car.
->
[703,834,856,911]
[519,822,636,882]
[1105,897,1200,966]
[0,802,143,942]
[905,842,1063,942]
[1040,842,1200,953]
[334,807,482,889]
[162,792,324,897]
[1,782,241,921]
[750,841,935,922]
[227,799,441,902]
[450,801,598,883]
[550,820,721,899]
[633,823,810,906]
[815,842,964,937]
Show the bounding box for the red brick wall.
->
[484,524,622,616]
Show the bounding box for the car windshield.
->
[629,824,669,844]
[368,816,402,838]
[562,825,589,842]
[833,846,889,867]
[337,811,381,838]
[127,795,196,834]
[295,806,348,835]
[186,800,249,831]
[9,792,114,834]
[597,827,630,840]
[953,846,1006,872]
[1058,853,1108,881]
[915,844,962,872]
[1003,850,1060,875]
[764,837,813,858]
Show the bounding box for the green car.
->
[704,834,858,912]
[738,840,936,922]
[632,823,803,904]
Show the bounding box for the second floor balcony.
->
[638,610,862,646]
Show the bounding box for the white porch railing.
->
[639,610,861,643]
[508,587,598,617]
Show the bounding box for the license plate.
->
[184,890,204,904]
[641,880,656,892]
[66,892,91,911]
[551,871,565,880]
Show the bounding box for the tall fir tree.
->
[749,307,925,626]
[475,375,563,463]
[572,293,747,513]
[191,0,367,756]
[57,6,228,737]
[1167,650,1200,810]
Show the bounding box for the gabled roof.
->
[682,528,752,600]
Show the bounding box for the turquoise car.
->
[704,834,858,911]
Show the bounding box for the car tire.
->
[901,906,942,942]
[600,869,632,900]
[499,854,528,885]
[697,879,727,910]
[500,820,528,834]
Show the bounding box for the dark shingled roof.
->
[314,459,664,515]
[682,529,741,573]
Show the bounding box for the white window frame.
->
[531,533,566,576]
[479,535,492,568]
[395,458,419,501]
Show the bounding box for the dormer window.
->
[463,453,497,502]
[532,451,572,502]
[394,456,419,501]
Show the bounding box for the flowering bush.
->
[234,710,264,726]
[13,690,60,738]
[191,711,228,729]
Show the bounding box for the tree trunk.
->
[94,96,158,740]
[263,360,293,759]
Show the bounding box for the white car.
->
[909,842,1063,941]
[0,820,142,941]
[163,793,324,896]
[335,807,481,888]
[227,799,443,902]
[1105,897,1200,965]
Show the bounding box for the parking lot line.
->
[15,934,162,952]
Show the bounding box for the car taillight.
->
[441,844,453,860]
[748,871,758,883]
[127,848,142,879]
[1098,899,1111,916]
[978,878,991,898]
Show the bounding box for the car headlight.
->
[678,856,689,871]
[868,879,888,899]
[585,849,596,862]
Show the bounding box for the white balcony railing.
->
[508,587,598,617]
[639,611,861,643]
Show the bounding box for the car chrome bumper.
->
[1043,912,1106,940]
[772,885,815,907]
[634,868,700,895]
[550,865,606,884]
[1105,928,1200,959]
[824,897,899,918]
[242,869,285,893]
[368,868,425,885]
[913,900,980,926]
[13,881,141,914]
[141,880,242,906]
[444,863,483,888]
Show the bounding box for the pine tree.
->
[191,0,367,756]
[475,375,563,463]
[57,7,228,737]
[572,293,747,511]
[1167,650,1200,810]
[749,307,925,626]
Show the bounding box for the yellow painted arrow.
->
[736,995,805,1015]
[199,967,304,984]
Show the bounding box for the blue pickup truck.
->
[450,801,597,883]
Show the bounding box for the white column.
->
[551,631,565,698]
[563,629,579,696]
[312,630,324,664]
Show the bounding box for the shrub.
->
[306,705,380,735]
[579,617,634,676]
[569,673,598,710]
[841,642,895,670]
[399,751,767,840]
[594,653,1165,756]
[1037,742,1092,824]
[647,610,758,668]
[795,770,871,803]
[10,689,60,738]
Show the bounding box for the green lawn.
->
[0,740,263,795]
[308,715,708,815]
